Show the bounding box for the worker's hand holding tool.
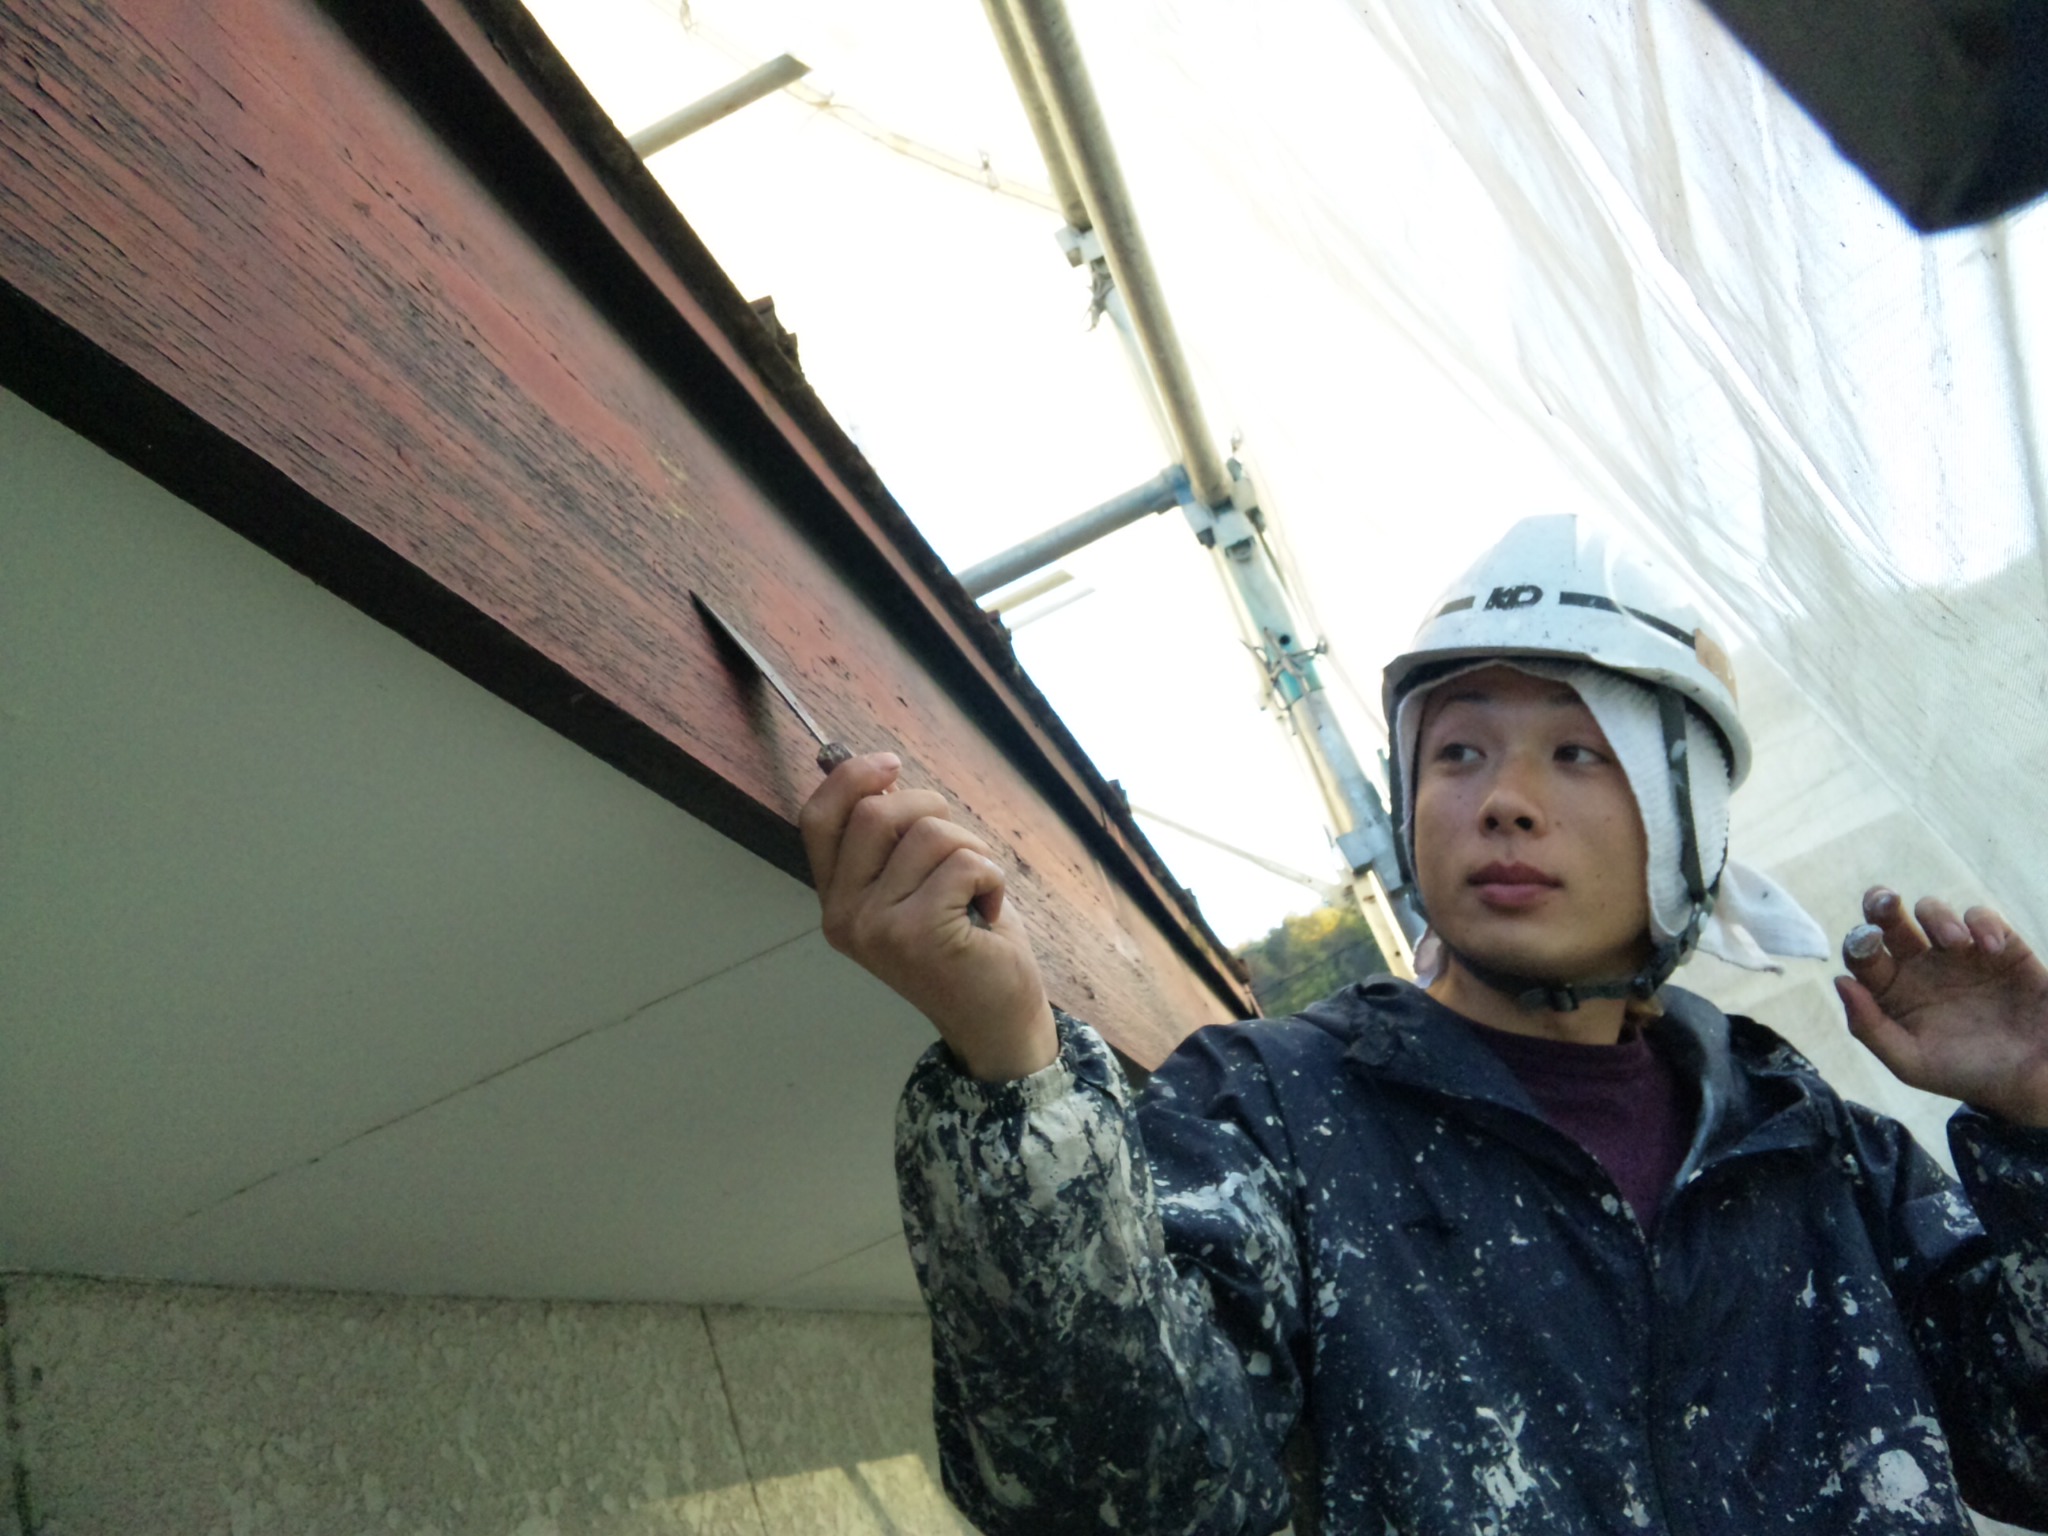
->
[801,753,1059,1082]
[1840,888,2048,1129]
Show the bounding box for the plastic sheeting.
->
[1345,0,2048,928]
[1077,0,2048,937]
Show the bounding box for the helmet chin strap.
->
[1432,689,1716,1015]
[1436,933,1688,1014]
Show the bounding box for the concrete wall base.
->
[0,1274,974,1536]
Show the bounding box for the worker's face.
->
[1411,666,1650,984]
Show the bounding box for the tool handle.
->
[812,740,990,929]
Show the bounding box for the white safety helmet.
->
[1383,514,1748,1010]
[1383,514,1747,783]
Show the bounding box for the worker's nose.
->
[1479,760,1544,835]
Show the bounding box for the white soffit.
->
[0,385,928,1309]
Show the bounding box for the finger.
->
[1862,886,1929,962]
[970,863,1005,928]
[1914,895,1972,952]
[867,814,994,918]
[953,845,1008,929]
[798,752,901,896]
[827,787,952,921]
[888,843,1009,937]
[1963,903,2017,959]
[1836,976,1929,1086]
[1841,922,1897,996]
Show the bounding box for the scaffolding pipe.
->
[1003,583,1096,630]
[1217,541,1425,963]
[628,54,811,158]
[976,0,1092,234]
[958,468,1185,596]
[984,568,1074,613]
[1001,0,1234,510]
[980,0,1419,975]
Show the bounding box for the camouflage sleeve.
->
[895,1010,1301,1536]
[1914,1111,2048,1525]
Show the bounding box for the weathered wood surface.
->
[0,0,1252,1060]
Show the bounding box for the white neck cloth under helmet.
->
[1394,660,1828,981]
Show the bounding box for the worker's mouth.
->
[1468,862,1562,908]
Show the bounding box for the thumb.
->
[1836,975,1927,1087]
[953,848,1006,929]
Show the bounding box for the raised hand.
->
[1837,888,2048,1129]
[799,752,1057,1082]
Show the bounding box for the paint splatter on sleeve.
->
[896,1011,1301,1536]
[1889,1109,2048,1525]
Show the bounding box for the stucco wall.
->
[0,1275,974,1536]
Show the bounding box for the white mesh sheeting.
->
[1369,0,2048,929]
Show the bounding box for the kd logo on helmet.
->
[1484,584,1543,610]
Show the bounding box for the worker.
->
[798,514,2048,1534]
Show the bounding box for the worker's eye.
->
[1431,741,1481,765]
[1555,742,1609,766]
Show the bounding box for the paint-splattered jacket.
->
[895,979,2048,1534]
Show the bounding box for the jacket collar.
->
[1331,979,1539,1114]
[1327,978,1837,1175]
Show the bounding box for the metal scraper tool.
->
[691,591,992,929]
[691,591,852,774]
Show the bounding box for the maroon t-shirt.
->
[1469,1019,1694,1232]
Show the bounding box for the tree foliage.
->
[1235,901,1390,1019]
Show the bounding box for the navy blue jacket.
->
[895,980,2048,1534]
